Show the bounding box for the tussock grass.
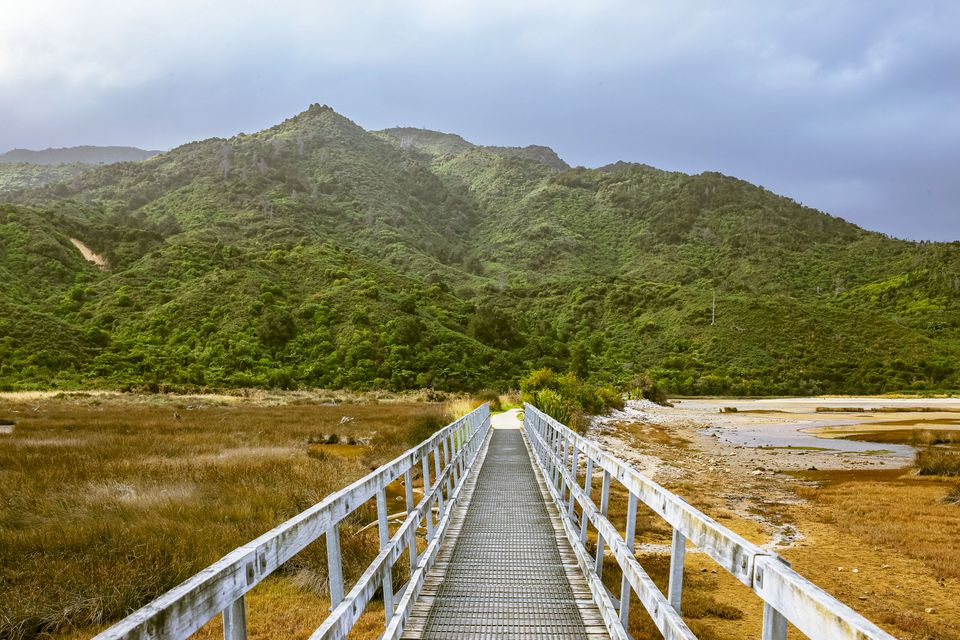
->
[0,394,445,639]
[915,448,960,476]
[912,429,960,447]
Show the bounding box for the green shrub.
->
[596,386,625,412]
[520,368,622,433]
[529,388,570,425]
[628,373,669,405]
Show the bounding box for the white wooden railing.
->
[94,404,491,640]
[522,403,898,640]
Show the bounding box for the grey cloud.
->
[0,1,957,240]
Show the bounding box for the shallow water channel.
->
[672,397,960,462]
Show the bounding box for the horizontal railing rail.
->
[95,403,492,640]
[522,403,898,640]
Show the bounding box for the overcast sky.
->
[1,1,957,241]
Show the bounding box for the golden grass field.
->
[0,391,472,640]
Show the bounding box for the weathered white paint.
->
[382,427,493,640]
[580,456,594,545]
[309,409,491,640]
[529,439,631,640]
[618,492,638,628]
[762,602,788,640]
[753,555,894,640]
[403,468,417,576]
[222,596,246,640]
[668,529,686,614]
[325,524,343,609]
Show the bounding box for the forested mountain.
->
[2,104,958,394]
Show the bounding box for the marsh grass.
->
[915,448,960,476]
[796,474,960,580]
[0,394,446,639]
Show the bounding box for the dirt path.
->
[69,237,108,270]
[490,408,522,429]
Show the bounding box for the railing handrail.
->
[522,403,898,640]
[95,403,492,640]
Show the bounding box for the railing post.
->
[553,426,561,486]
[594,470,611,577]
[552,423,560,472]
[537,421,546,463]
[456,425,466,476]
[619,492,638,627]
[222,595,247,640]
[404,468,417,574]
[559,434,570,501]
[433,446,444,513]
[580,456,594,544]
[377,488,394,622]
[325,524,344,609]
[448,432,459,487]
[668,528,686,614]
[762,603,788,640]
[567,444,580,519]
[442,435,452,493]
[421,454,434,537]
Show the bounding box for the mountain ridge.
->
[0,145,161,165]
[1,104,957,394]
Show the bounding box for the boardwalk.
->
[402,414,609,639]
[94,403,898,640]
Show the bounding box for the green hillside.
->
[2,104,958,394]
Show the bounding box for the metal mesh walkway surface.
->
[401,427,610,640]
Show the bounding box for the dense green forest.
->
[2,104,958,394]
